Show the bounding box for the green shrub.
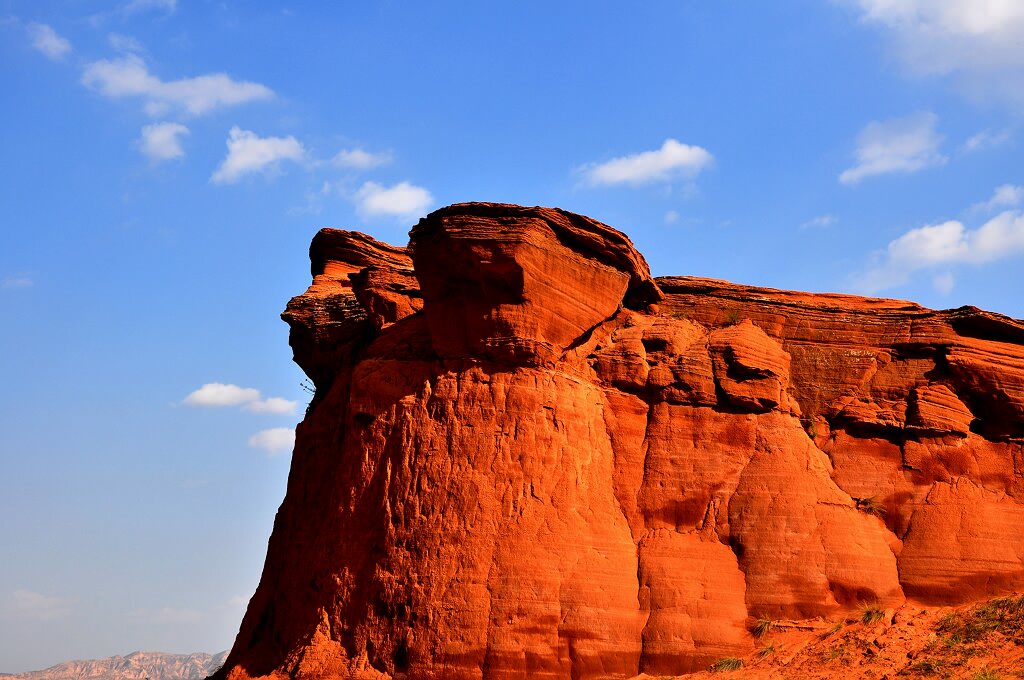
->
[709,656,743,672]
[751,616,774,638]
[860,603,885,625]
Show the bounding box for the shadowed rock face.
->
[218,203,1024,680]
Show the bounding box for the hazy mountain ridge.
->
[6,651,228,680]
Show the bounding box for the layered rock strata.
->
[218,203,1024,680]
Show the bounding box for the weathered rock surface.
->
[217,203,1024,680]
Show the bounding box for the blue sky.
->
[2,0,1023,672]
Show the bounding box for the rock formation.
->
[216,203,1024,680]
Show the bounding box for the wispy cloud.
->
[82,55,273,117]
[183,382,296,414]
[12,589,72,621]
[138,122,189,162]
[962,128,1013,153]
[27,23,71,61]
[210,127,305,184]
[854,196,1024,293]
[131,607,203,624]
[331,148,392,169]
[248,427,295,456]
[973,184,1023,213]
[131,594,249,625]
[123,0,177,14]
[801,214,838,229]
[579,138,713,186]
[840,0,1024,109]
[353,181,433,219]
[108,33,144,53]
[932,272,955,295]
[2,275,33,289]
[839,112,946,185]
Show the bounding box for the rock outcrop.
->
[217,203,1024,680]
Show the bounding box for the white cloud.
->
[124,0,177,14]
[248,427,295,455]
[840,0,1024,108]
[27,23,71,60]
[109,33,144,53]
[82,55,273,117]
[962,128,1013,153]
[2,275,33,289]
[183,383,260,408]
[849,0,1024,37]
[801,214,838,229]
[13,589,71,621]
[974,184,1023,212]
[839,112,946,185]
[933,272,955,294]
[210,127,305,184]
[887,220,970,266]
[244,397,298,415]
[138,122,189,162]
[183,382,296,415]
[580,138,713,186]
[855,208,1024,292]
[664,210,679,224]
[331,148,392,169]
[354,181,433,219]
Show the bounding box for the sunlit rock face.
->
[216,202,1024,680]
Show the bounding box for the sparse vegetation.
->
[973,670,1001,680]
[937,594,1024,646]
[301,378,317,415]
[903,658,948,675]
[751,616,774,638]
[709,656,743,672]
[826,619,845,635]
[897,596,1024,677]
[723,310,742,326]
[860,602,886,625]
[757,640,778,657]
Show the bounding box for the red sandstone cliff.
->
[216,203,1024,680]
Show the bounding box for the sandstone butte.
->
[213,203,1024,680]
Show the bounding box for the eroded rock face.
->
[218,203,1024,680]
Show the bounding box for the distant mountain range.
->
[4,651,228,680]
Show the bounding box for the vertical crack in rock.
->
[215,202,1024,680]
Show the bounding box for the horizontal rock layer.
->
[218,203,1024,680]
